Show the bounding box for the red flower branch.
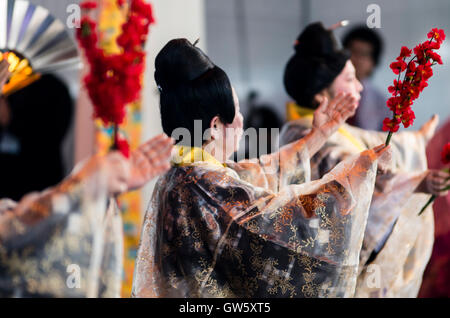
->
[76,0,154,157]
[383,28,445,145]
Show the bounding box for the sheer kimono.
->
[0,160,123,298]
[281,103,434,298]
[132,140,382,298]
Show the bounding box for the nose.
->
[356,79,363,93]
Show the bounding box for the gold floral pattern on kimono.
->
[132,143,380,298]
[280,111,434,298]
[0,169,123,298]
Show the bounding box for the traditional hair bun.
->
[294,22,340,58]
[284,22,350,108]
[154,38,236,145]
[154,39,214,92]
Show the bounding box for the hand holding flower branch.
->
[418,142,450,215]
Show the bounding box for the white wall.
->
[205,0,304,119]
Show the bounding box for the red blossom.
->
[390,60,407,74]
[388,79,402,95]
[441,142,450,165]
[415,63,433,81]
[406,61,416,75]
[414,43,430,63]
[386,96,411,113]
[428,28,446,43]
[115,135,130,158]
[400,108,415,128]
[382,118,401,132]
[398,46,412,59]
[400,81,421,100]
[428,51,443,64]
[80,1,97,10]
[429,41,441,50]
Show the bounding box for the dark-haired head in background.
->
[342,25,390,131]
[284,22,352,110]
[342,26,383,80]
[0,74,73,201]
[242,90,283,160]
[281,21,363,169]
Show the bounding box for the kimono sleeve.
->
[0,160,114,297]
[227,132,312,192]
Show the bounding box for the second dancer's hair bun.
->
[284,22,350,108]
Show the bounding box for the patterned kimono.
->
[0,161,123,298]
[281,103,434,298]
[132,142,381,298]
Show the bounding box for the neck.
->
[204,140,229,163]
[172,143,225,167]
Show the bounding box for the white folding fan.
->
[0,0,81,96]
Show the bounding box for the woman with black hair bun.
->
[280,22,449,297]
[132,38,392,298]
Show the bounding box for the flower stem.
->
[418,195,436,216]
[385,131,393,146]
[111,124,119,151]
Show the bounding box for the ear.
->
[313,89,331,105]
[209,116,221,140]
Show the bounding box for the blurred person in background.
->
[342,25,390,131]
[0,60,73,201]
[0,134,173,298]
[240,90,283,160]
[0,59,174,297]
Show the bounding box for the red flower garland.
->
[80,1,97,9]
[76,0,154,157]
[383,28,445,145]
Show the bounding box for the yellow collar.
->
[286,102,314,121]
[286,101,366,152]
[172,145,225,167]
